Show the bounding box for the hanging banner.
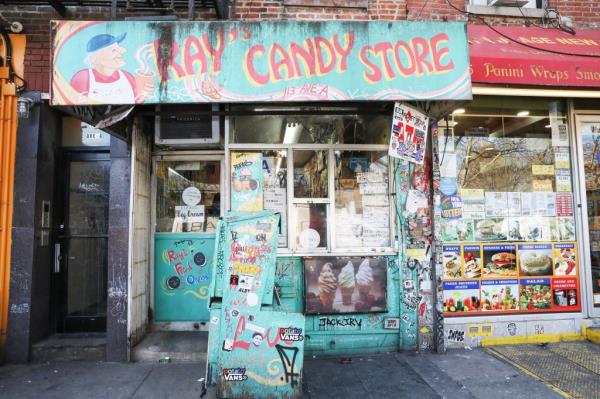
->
[51,20,471,105]
[230,152,263,212]
[388,103,429,164]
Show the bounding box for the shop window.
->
[295,203,328,250]
[228,107,394,254]
[155,160,221,232]
[263,150,288,247]
[335,151,391,248]
[437,97,580,316]
[293,150,328,198]
[229,112,389,145]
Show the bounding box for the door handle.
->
[54,243,61,273]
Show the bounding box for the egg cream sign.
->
[51,20,471,105]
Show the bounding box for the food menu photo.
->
[303,257,387,315]
[442,242,581,316]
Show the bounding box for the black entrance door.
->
[55,152,110,332]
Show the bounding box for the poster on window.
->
[388,103,429,165]
[442,241,581,316]
[303,257,387,315]
[172,205,205,232]
[230,152,263,212]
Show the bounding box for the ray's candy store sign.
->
[51,20,471,105]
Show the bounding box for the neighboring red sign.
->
[469,25,600,87]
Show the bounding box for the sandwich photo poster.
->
[303,257,387,315]
[443,242,581,316]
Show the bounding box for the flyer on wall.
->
[230,152,263,212]
[388,103,429,165]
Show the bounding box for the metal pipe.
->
[0,81,7,346]
[0,74,17,348]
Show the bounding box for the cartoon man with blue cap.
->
[70,33,153,103]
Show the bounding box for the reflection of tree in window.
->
[455,136,555,192]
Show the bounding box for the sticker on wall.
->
[439,177,457,196]
[467,324,480,337]
[384,317,400,329]
[481,323,493,336]
[440,195,463,219]
[405,190,428,213]
[222,368,248,381]
[230,152,263,212]
[182,186,202,206]
[388,103,429,165]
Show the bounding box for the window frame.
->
[152,153,226,234]
[226,118,397,256]
[467,0,549,18]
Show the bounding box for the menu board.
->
[442,241,581,316]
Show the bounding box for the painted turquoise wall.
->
[154,233,215,321]
[265,159,422,356]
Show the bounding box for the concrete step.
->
[132,331,208,363]
[31,333,106,362]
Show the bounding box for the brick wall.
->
[0,5,217,92]
[231,0,407,20]
[0,1,598,92]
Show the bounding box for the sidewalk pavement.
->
[0,348,565,399]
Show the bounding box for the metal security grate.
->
[486,342,600,399]
[0,1,228,19]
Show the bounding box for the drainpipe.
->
[0,66,17,354]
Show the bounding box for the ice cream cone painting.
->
[338,261,356,305]
[318,263,337,311]
[356,259,374,301]
[304,257,387,314]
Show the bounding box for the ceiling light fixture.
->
[452,108,466,114]
[517,110,530,117]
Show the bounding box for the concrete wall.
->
[128,120,152,348]
[106,137,132,362]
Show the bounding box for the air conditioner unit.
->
[155,104,220,146]
[487,0,529,6]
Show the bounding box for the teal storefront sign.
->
[154,232,215,321]
[52,20,471,105]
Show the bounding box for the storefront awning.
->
[51,20,471,106]
[469,25,600,88]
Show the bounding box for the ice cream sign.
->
[51,20,471,105]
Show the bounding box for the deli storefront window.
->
[436,97,580,316]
